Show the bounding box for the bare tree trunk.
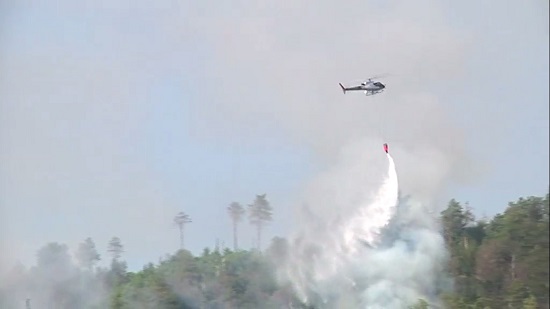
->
[511,254,516,280]
[257,222,262,251]
[179,225,185,250]
[233,221,238,250]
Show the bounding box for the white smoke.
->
[279,145,448,308]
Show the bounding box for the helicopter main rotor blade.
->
[366,73,391,80]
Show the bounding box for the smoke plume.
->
[278,143,449,308]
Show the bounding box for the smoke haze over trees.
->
[1,192,547,308]
[0,1,546,309]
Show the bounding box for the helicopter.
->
[338,75,386,96]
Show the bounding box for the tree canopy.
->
[1,192,548,309]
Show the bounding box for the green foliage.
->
[441,193,549,309]
[107,237,124,260]
[248,194,273,224]
[3,192,548,309]
[75,237,101,270]
[522,293,538,309]
[227,202,246,250]
[248,193,273,250]
[409,298,429,308]
[227,202,245,223]
[174,212,192,250]
[106,259,129,288]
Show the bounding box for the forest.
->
[0,192,548,309]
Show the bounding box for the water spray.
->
[281,146,449,308]
[283,151,401,307]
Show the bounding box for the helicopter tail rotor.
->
[339,83,346,94]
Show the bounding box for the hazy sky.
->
[1,0,548,272]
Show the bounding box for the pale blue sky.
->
[440,0,549,217]
[1,1,548,272]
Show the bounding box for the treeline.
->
[174,194,273,252]
[1,193,547,308]
[435,193,549,309]
[0,236,297,308]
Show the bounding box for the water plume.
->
[342,153,399,250]
[280,151,447,308]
